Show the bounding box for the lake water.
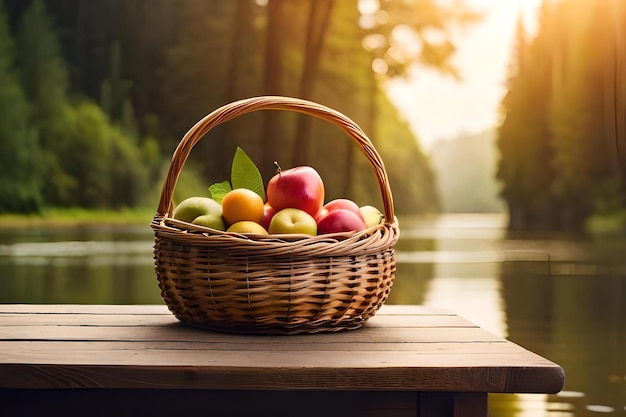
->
[1,213,625,416]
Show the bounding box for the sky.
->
[386,0,544,152]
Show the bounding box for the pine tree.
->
[0,2,42,212]
[548,0,611,229]
[497,1,559,230]
[15,0,72,206]
[16,0,68,127]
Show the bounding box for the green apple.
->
[359,205,384,228]
[192,213,226,231]
[173,197,226,230]
[268,208,317,236]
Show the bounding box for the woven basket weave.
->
[151,96,399,334]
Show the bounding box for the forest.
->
[0,0,481,216]
[4,0,625,233]
[498,0,626,232]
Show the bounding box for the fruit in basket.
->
[221,188,265,226]
[227,221,269,235]
[266,165,324,217]
[316,208,367,235]
[192,213,227,230]
[359,205,384,228]
[315,198,365,222]
[260,203,276,230]
[173,197,226,230]
[268,208,317,236]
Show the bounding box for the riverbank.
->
[0,208,155,228]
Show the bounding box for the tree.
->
[497,0,626,231]
[14,0,74,207]
[600,0,626,205]
[7,0,155,210]
[0,1,41,212]
[259,0,289,177]
[291,0,335,167]
[497,1,559,231]
[5,0,450,215]
[548,0,612,229]
[16,0,68,125]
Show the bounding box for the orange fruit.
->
[221,188,265,226]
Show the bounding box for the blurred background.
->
[1,0,625,416]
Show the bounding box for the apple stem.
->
[274,161,282,176]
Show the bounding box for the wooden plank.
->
[0,341,557,368]
[0,362,564,393]
[0,339,523,355]
[0,304,170,315]
[0,323,502,344]
[0,305,565,395]
[0,312,475,328]
[0,304,448,315]
[0,313,177,327]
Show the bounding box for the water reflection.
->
[0,215,625,416]
[0,225,160,304]
[390,214,626,416]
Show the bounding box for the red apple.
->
[316,198,365,222]
[266,165,324,217]
[316,208,367,235]
[260,203,276,230]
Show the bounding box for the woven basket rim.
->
[151,214,399,256]
[152,214,399,241]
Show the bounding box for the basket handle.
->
[156,96,395,223]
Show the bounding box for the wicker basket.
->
[151,96,399,334]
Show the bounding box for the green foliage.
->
[0,0,164,213]
[12,0,73,209]
[230,147,266,201]
[497,1,559,230]
[47,101,151,209]
[15,0,68,127]
[208,181,232,204]
[0,2,42,212]
[208,147,266,203]
[2,0,485,214]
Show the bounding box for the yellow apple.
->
[359,205,384,228]
[227,221,269,235]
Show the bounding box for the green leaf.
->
[231,147,265,200]
[208,180,232,203]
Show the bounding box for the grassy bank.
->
[0,207,156,228]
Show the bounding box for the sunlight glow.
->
[358,0,379,15]
[362,33,386,51]
[387,0,544,152]
[372,58,389,75]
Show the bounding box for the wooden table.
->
[0,304,564,417]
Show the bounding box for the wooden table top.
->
[0,304,564,393]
